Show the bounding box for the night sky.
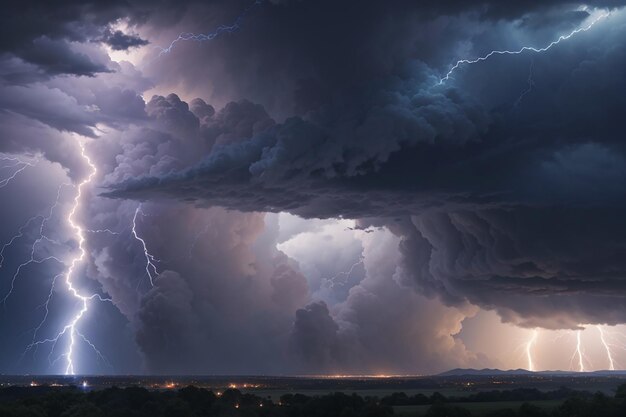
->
[1,0,626,375]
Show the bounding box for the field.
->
[244,388,471,401]
[393,400,564,416]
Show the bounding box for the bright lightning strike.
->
[438,12,609,85]
[572,329,587,372]
[132,205,159,286]
[597,326,616,371]
[526,329,538,371]
[155,0,263,56]
[24,141,112,375]
[60,144,95,375]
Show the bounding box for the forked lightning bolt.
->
[155,0,263,56]
[0,153,40,188]
[597,326,616,371]
[132,205,159,286]
[1,182,71,307]
[322,258,364,290]
[29,273,63,351]
[23,142,112,375]
[570,329,589,372]
[438,12,609,85]
[0,215,44,270]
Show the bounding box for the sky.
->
[1,0,626,375]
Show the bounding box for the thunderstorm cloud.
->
[1,0,626,374]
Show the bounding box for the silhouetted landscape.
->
[2,374,626,416]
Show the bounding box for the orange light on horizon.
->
[309,373,421,379]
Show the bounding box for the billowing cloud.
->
[395,209,626,329]
[290,227,486,374]
[3,0,626,376]
[98,3,626,333]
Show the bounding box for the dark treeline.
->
[0,386,392,417]
[0,384,624,417]
[380,387,590,406]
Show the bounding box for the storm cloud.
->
[105,1,626,331]
[3,0,626,375]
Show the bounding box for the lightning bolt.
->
[0,153,40,188]
[0,215,44,270]
[85,228,120,235]
[1,182,71,307]
[23,273,62,357]
[597,326,616,371]
[132,204,159,286]
[570,329,590,372]
[322,258,364,290]
[438,12,609,85]
[23,141,112,375]
[526,329,538,371]
[155,0,263,56]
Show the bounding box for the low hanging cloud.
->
[395,209,626,329]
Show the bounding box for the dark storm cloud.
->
[110,1,626,216]
[291,301,341,367]
[4,0,626,375]
[16,37,110,77]
[79,93,316,374]
[395,209,626,329]
[101,30,149,51]
[0,58,151,178]
[78,88,487,374]
[102,0,626,330]
[0,1,126,77]
[1,0,623,80]
[106,70,493,218]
